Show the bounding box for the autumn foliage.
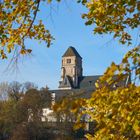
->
[0,0,140,139]
[54,1,140,139]
[54,45,140,139]
[0,0,54,59]
[79,0,140,45]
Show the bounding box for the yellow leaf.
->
[20,49,26,55]
[95,81,99,88]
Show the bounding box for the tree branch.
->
[22,0,40,40]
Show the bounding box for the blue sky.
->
[0,1,139,89]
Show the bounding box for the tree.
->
[80,1,140,137]
[8,81,23,101]
[78,0,140,45]
[22,82,37,93]
[54,1,140,139]
[1,0,139,59]
[21,89,44,122]
[18,89,44,140]
[0,0,58,59]
[0,83,52,140]
[0,82,9,100]
[40,86,52,108]
[1,0,140,139]
[55,46,140,139]
[10,123,30,140]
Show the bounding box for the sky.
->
[0,1,139,89]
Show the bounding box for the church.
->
[50,46,130,102]
[50,46,103,101]
[42,46,129,122]
[42,46,101,122]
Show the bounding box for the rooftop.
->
[62,46,82,58]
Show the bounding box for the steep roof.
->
[62,46,82,58]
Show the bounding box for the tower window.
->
[67,59,71,63]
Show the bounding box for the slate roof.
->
[78,75,101,89]
[50,88,94,102]
[51,75,101,101]
[58,75,101,90]
[51,74,130,102]
[62,46,82,58]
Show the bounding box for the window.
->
[89,81,92,86]
[67,59,71,63]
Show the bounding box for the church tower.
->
[59,46,83,89]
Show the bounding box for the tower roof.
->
[62,46,82,58]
